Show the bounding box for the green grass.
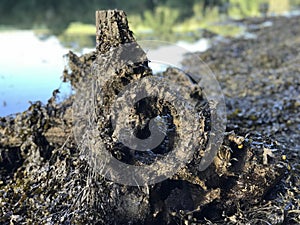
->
[64,22,95,35]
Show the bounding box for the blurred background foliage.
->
[0,0,299,45]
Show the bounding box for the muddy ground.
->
[0,11,299,224]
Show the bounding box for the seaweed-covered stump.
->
[0,10,293,225]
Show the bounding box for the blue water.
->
[0,31,72,116]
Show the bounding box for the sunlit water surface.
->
[0,31,72,116]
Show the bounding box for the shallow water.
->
[0,31,72,116]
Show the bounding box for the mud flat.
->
[0,10,299,224]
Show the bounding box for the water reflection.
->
[0,31,71,116]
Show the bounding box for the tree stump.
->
[0,10,288,225]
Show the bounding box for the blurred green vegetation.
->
[0,0,299,45]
